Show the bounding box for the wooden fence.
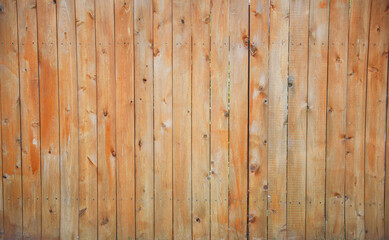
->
[0,0,388,239]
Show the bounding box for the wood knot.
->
[248,214,255,223]
[101,217,109,225]
[111,150,116,157]
[195,217,200,223]
[181,18,185,24]
[249,163,259,173]
[250,44,257,56]
[142,78,147,83]
[103,111,108,117]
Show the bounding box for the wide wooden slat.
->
[17,0,41,238]
[115,0,136,239]
[57,0,79,238]
[305,1,329,239]
[228,0,248,238]
[345,0,371,239]
[287,0,309,239]
[75,0,98,238]
[325,0,349,238]
[267,0,289,238]
[192,0,211,238]
[153,0,173,238]
[364,0,389,238]
[0,0,22,238]
[248,1,269,238]
[36,0,60,238]
[172,0,192,238]
[210,0,229,238]
[134,0,154,238]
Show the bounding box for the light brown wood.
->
[325,0,349,238]
[17,0,41,238]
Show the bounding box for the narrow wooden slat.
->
[134,0,154,238]
[325,0,349,238]
[95,0,116,238]
[17,0,41,238]
[57,0,79,238]
[115,0,136,239]
[287,0,309,238]
[75,0,98,238]
[172,0,192,238]
[228,0,248,238]
[210,0,229,238]
[36,0,60,238]
[345,0,371,238]
[267,0,289,238]
[248,1,269,238]
[305,1,329,239]
[0,0,22,238]
[364,0,389,238]
[153,0,173,238]
[192,0,211,238]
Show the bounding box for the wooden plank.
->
[36,0,60,238]
[115,0,136,239]
[153,0,173,238]
[344,0,371,239]
[305,1,329,239]
[75,0,98,238]
[364,0,389,238]
[17,0,41,238]
[192,0,211,238]
[248,1,269,238]
[172,0,192,238]
[0,0,22,238]
[57,0,79,238]
[95,0,116,238]
[210,0,229,238]
[267,0,289,238]
[286,0,309,239]
[228,0,248,238]
[134,0,154,238]
[325,0,349,238]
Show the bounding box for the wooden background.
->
[0,0,388,239]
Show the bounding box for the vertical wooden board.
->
[325,0,349,238]
[306,0,329,239]
[57,0,79,238]
[36,0,60,238]
[75,0,98,238]
[267,0,289,238]
[344,0,371,239]
[115,0,136,239]
[173,0,192,238]
[210,0,229,238]
[0,0,22,238]
[287,0,309,239]
[95,0,116,238]
[134,0,154,238]
[192,0,211,238]
[248,0,269,238]
[364,0,389,238]
[17,0,42,238]
[386,38,389,240]
[153,0,173,238]
[228,0,248,238]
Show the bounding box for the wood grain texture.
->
[134,0,154,238]
[325,0,349,238]
[36,0,60,238]
[115,0,136,239]
[210,0,229,238]
[192,0,211,238]
[345,0,371,239]
[0,0,22,238]
[306,1,329,239]
[17,0,41,238]
[364,0,389,238]
[153,0,173,238]
[287,1,308,239]
[267,0,289,238]
[248,1,269,238]
[75,0,98,238]
[172,0,192,238]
